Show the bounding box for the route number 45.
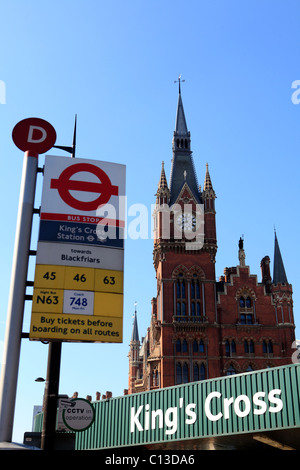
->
[43,271,56,280]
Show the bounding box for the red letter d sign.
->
[12,117,56,154]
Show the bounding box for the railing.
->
[173,315,208,323]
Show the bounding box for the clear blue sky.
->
[0,0,299,443]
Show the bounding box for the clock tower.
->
[150,81,217,388]
[128,81,295,395]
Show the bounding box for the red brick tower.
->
[128,83,296,394]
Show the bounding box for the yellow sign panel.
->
[94,292,123,317]
[94,269,123,293]
[34,265,65,289]
[30,263,124,342]
[64,267,95,291]
[32,288,63,313]
[30,312,123,342]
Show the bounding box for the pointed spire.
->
[203,163,213,191]
[175,91,188,136]
[170,81,200,205]
[273,231,288,284]
[202,163,216,201]
[158,161,168,191]
[131,302,139,342]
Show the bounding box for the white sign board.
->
[30,155,126,343]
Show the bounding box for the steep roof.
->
[131,306,139,342]
[169,87,200,205]
[273,232,288,284]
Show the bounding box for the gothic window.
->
[193,363,199,381]
[183,363,189,383]
[226,364,236,376]
[173,267,205,323]
[263,340,273,355]
[238,291,255,324]
[182,339,188,353]
[153,368,159,387]
[193,363,206,381]
[244,340,254,354]
[225,339,236,357]
[200,363,205,380]
[176,362,189,384]
[176,339,181,352]
[193,339,205,353]
[176,363,182,384]
[176,274,186,319]
[191,274,201,320]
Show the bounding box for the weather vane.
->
[174,74,185,94]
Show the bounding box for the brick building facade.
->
[128,82,295,394]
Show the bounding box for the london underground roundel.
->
[50,162,119,211]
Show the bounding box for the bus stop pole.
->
[41,341,62,450]
[0,150,38,443]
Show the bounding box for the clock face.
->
[176,213,196,231]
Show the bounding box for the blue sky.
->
[0,0,299,443]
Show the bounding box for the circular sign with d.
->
[12,117,56,154]
[62,398,95,432]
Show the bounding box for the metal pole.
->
[41,341,62,450]
[0,150,38,442]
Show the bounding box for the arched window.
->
[238,291,255,324]
[193,340,198,353]
[225,339,236,357]
[176,273,186,319]
[226,364,236,376]
[183,363,189,383]
[176,363,182,384]
[182,339,188,352]
[200,363,206,380]
[244,340,254,354]
[191,274,201,321]
[176,339,181,352]
[193,363,199,381]
[192,363,206,381]
[263,340,273,355]
[153,368,159,386]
